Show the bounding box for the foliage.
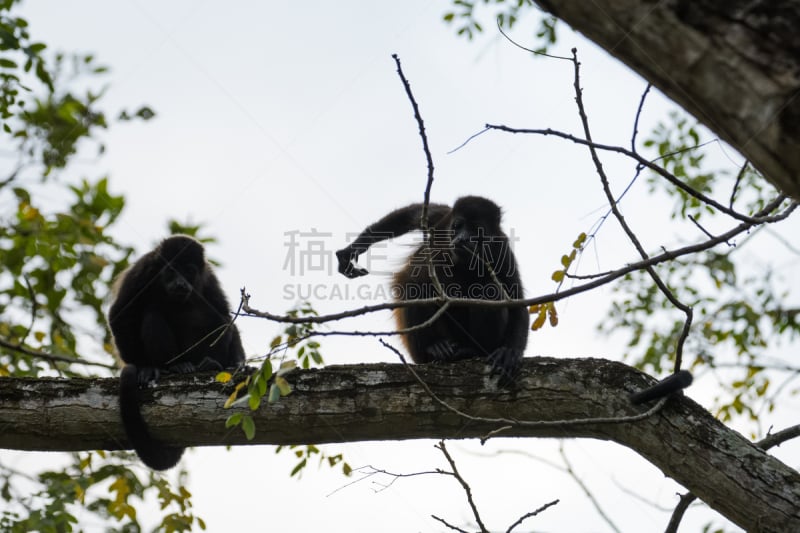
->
[220,302,353,478]
[0,452,204,533]
[598,112,798,430]
[443,0,557,52]
[0,2,208,530]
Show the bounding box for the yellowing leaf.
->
[548,303,559,327]
[531,307,547,330]
[275,375,292,396]
[215,371,232,383]
[223,390,238,409]
[551,270,565,282]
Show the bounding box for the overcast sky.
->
[8,1,800,531]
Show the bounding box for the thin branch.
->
[0,337,117,370]
[729,159,749,209]
[569,47,693,371]
[631,83,652,151]
[436,440,489,533]
[326,465,442,497]
[482,123,782,225]
[391,53,447,301]
[431,515,470,533]
[559,443,621,533]
[688,214,718,241]
[506,499,560,533]
[496,21,573,61]
[665,492,696,533]
[758,424,800,450]
[392,54,435,227]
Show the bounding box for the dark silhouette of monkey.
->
[109,235,245,470]
[630,369,693,404]
[336,196,528,383]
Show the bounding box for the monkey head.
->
[156,235,205,302]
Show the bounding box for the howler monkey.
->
[336,196,528,383]
[109,235,245,470]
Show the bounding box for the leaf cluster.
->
[599,112,797,428]
[0,452,205,533]
[443,0,555,50]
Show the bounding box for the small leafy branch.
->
[217,302,352,477]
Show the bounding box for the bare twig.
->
[482,123,786,226]
[436,440,489,533]
[758,423,800,450]
[631,83,652,151]
[568,47,693,372]
[392,54,435,227]
[729,159,750,209]
[431,514,470,533]
[391,53,447,301]
[326,465,441,497]
[0,337,117,371]
[506,499,560,533]
[559,443,621,533]
[687,214,718,241]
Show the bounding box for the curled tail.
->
[119,365,184,470]
[630,370,693,405]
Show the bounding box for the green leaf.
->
[241,415,255,440]
[248,394,261,411]
[225,413,242,428]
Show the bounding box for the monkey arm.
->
[336,202,451,278]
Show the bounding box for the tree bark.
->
[0,358,797,532]
[535,0,800,201]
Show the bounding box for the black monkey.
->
[336,196,528,383]
[109,235,245,470]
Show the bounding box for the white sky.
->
[7,1,800,532]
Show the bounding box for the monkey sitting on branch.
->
[337,196,529,384]
[108,235,245,470]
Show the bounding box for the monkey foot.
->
[487,347,522,386]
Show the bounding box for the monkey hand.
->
[168,361,198,374]
[136,366,161,387]
[426,340,474,362]
[336,247,369,278]
[487,347,522,386]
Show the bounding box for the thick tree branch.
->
[0,358,798,531]
[533,0,800,200]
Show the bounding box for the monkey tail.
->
[629,369,693,405]
[119,365,184,470]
